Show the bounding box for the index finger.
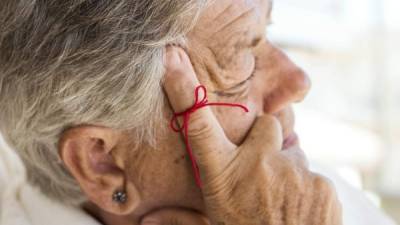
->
[163,46,237,179]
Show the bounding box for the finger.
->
[281,145,309,169]
[163,46,236,172]
[239,114,309,169]
[238,114,283,162]
[141,208,210,225]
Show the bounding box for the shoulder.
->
[0,135,101,225]
[0,135,30,225]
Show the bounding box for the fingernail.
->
[164,46,182,73]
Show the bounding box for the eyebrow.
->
[248,0,273,46]
[217,0,274,67]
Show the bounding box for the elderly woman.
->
[0,0,345,224]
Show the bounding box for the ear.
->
[58,125,140,215]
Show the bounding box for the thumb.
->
[141,208,210,225]
[238,114,283,161]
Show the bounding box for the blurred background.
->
[269,0,400,222]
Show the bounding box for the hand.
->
[141,208,210,225]
[163,46,342,225]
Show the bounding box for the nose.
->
[261,45,311,114]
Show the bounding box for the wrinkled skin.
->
[150,47,342,225]
[79,0,342,224]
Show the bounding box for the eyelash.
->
[213,55,258,97]
[249,56,259,81]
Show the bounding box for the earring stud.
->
[112,190,127,203]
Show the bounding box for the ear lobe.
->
[59,126,141,215]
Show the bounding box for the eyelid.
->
[250,56,259,78]
[214,55,258,97]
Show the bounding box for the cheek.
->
[125,130,205,211]
[213,99,259,145]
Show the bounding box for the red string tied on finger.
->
[170,85,249,188]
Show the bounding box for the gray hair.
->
[0,0,206,205]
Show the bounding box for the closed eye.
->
[214,55,258,97]
[249,55,258,79]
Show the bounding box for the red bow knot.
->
[170,85,249,188]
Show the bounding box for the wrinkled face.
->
[125,0,311,216]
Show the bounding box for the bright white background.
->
[269,0,400,222]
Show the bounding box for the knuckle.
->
[187,112,215,139]
[294,150,309,168]
[281,148,309,168]
[311,174,342,215]
[312,174,337,196]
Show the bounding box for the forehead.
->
[196,0,272,44]
[187,0,273,89]
[203,0,272,24]
[195,0,272,59]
